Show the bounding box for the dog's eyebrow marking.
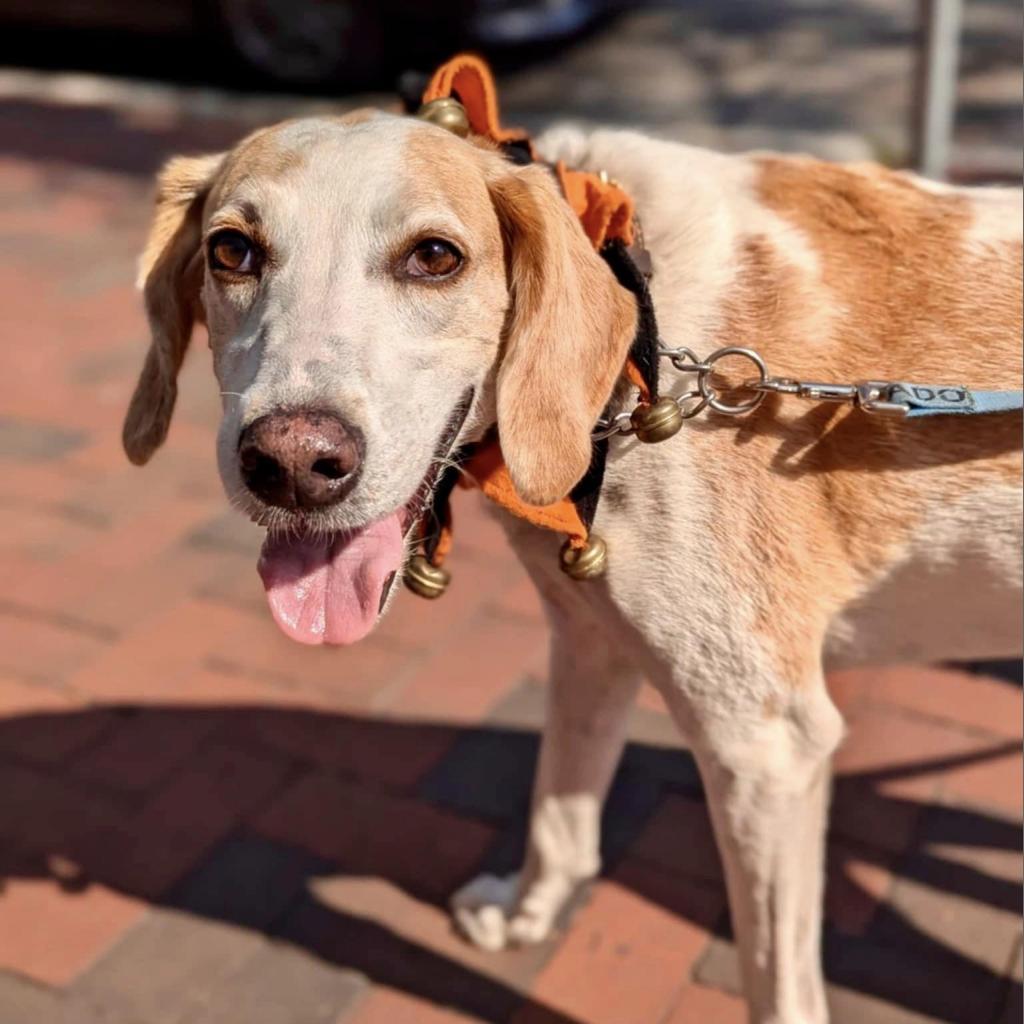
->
[208,201,263,237]
[236,200,262,228]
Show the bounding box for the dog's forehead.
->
[211,115,496,228]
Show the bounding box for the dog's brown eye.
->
[209,230,255,273]
[405,238,462,279]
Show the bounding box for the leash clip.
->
[795,381,858,403]
[854,381,911,417]
[753,376,910,416]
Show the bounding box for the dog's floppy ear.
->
[489,164,636,506]
[123,153,224,465]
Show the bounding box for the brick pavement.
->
[0,22,1021,1023]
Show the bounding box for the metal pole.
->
[914,0,963,180]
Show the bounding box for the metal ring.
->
[674,390,709,419]
[698,346,769,416]
[592,410,634,440]
[657,345,691,362]
[659,345,704,371]
[673,357,713,374]
[668,348,709,373]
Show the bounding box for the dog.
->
[123,106,1023,1023]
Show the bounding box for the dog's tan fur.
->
[125,115,1022,1024]
[486,163,638,504]
[687,158,1023,679]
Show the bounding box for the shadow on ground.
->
[0,702,1019,1022]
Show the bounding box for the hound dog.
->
[123,108,1022,1023]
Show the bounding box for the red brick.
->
[521,866,721,1024]
[0,268,60,340]
[344,988,482,1024]
[825,668,873,716]
[380,614,548,723]
[825,838,894,936]
[0,674,80,716]
[829,777,923,856]
[482,571,545,625]
[0,611,111,687]
[71,595,395,710]
[65,496,214,576]
[611,858,725,935]
[0,382,95,430]
[0,701,114,766]
[203,610,410,709]
[629,794,724,885]
[3,191,108,236]
[68,452,223,527]
[0,155,45,193]
[6,497,215,629]
[67,600,246,702]
[307,873,549,997]
[371,559,511,654]
[0,461,73,507]
[62,282,146,345]
[0,760,127,864]
[253,770,495,902]
[943,745,1022,814]
[194,551,269,619]
[834,703,988,799]
[159,666,317,707]
[445,493,513,557]
[69,708,221,793]
[0,506,101,564]
[663,984,746,1024]
[869,665,1023,740]
[0,872,145,987]
[235,709,458,789]
[78,742,291,899]
[30,542,230,636]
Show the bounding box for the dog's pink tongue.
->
[258,514,404,645]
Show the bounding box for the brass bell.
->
[416,97,470,138]
[560,534,608,581]
[404,554,451,599]
[630,396,683,444]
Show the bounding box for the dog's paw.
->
[451,872,520,951]
[451,871,577,951]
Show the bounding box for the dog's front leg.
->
[453,607,641,950]
[664,674,843,1024]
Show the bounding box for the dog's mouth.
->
[255,389,474,646]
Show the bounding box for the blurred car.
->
[1,0,617,87]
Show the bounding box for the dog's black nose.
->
[238,410,362,510]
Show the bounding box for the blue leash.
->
[895,384,1024,418]
[739,365,1024,420]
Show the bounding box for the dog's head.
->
[124,112,635,644]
